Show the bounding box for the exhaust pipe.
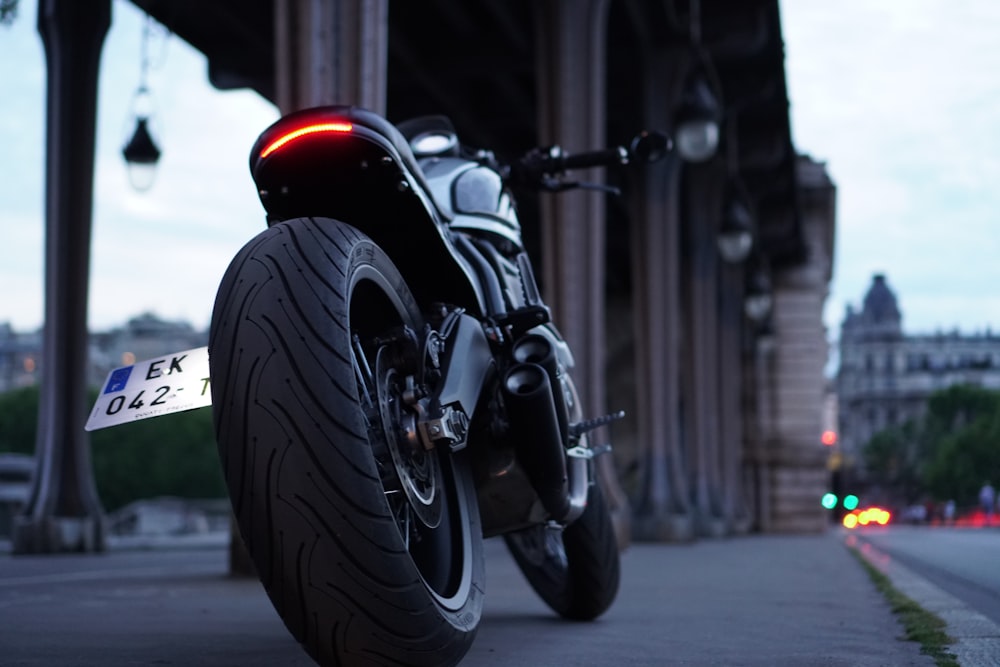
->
[511,334,569,444]
[502,363,571,521]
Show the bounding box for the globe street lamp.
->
[717,190,754,263]
[674,73,721,163]
[744,266,773,323]
[122,113,161,191]
[121,14,162,192]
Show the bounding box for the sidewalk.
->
[0,531,945,666]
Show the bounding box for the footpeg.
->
[567,443,613,460]
[568,410,625,438]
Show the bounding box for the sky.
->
[0,0,279,333]
[2,0,999,340]
[780,1,1000,336]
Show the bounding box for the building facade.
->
[837,274,1000,471]
[0,313,207,394]
[0,324,41,393]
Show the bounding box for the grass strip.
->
[848,546,958,667]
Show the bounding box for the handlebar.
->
[507,145,627,190]
[550,146,631,172]
[505,130,671,192]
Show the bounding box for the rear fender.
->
[249,105,485,315]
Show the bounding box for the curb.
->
[847,533,1000,666]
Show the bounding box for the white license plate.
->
[85,346,212,431]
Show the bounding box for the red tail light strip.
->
[259,121,354,158]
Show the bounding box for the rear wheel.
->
[209,217,484,667]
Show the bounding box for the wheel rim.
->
[348,264,473,609]
[376,347,443,529]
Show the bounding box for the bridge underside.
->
[16,0,835,554]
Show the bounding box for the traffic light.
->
[843,494,859,511]
[821,430,837,446]
[821,493,838,510]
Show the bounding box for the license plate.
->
[85,346,212,431]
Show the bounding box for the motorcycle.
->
[205,106,664,666]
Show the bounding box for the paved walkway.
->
[0,530,966,666]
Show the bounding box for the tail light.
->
[258,121,354,159]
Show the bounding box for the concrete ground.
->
[0,531,957,666]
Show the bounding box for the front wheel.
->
[504,368,621,621]
[504,478,620,620]
[209,217,484,667]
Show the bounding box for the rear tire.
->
[209,217,484,667]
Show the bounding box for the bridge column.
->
[629,46,695,542]
[533,0,631,545]
[13,0,111,554]
[274,0,388,113]
[223,0,393,576]
[759,156,835,532]
[681,161,729,537]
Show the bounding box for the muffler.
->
[511,334,569,444]
[501,362,571,521]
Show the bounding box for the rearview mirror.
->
[630,131,672,163]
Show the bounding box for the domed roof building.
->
[836,274,1000,486]
[841,274,902,342]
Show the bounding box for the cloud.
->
[1,0,278,332]
[782,0,1000,336]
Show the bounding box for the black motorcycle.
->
[208,105,667,666]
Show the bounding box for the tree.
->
[0,0,18,26]
[0,386,40,455]
[89,406,226,510]
[0,386,225,510]
[921,386,1000,506]
[921,383,1000,445]
[861,384,1000,508]
[860,419,924,504]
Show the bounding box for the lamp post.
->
[716,107,755,264]
[122,14,162,191]
[673,0,721,163]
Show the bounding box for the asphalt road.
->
[853,525,1000,625]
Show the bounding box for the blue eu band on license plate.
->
[103,366,133,394]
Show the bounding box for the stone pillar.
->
[533,0,631,546]
[13,0,111,554]
[718,263,751,534]
[681,162,728,537]
[630,48,693,542]
[747,330,778,532]
[765,284,829,533]
[274,0,388,113]
[762,156,835,532]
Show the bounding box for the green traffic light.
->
[821,493,838,510]
[843,494,859,511]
